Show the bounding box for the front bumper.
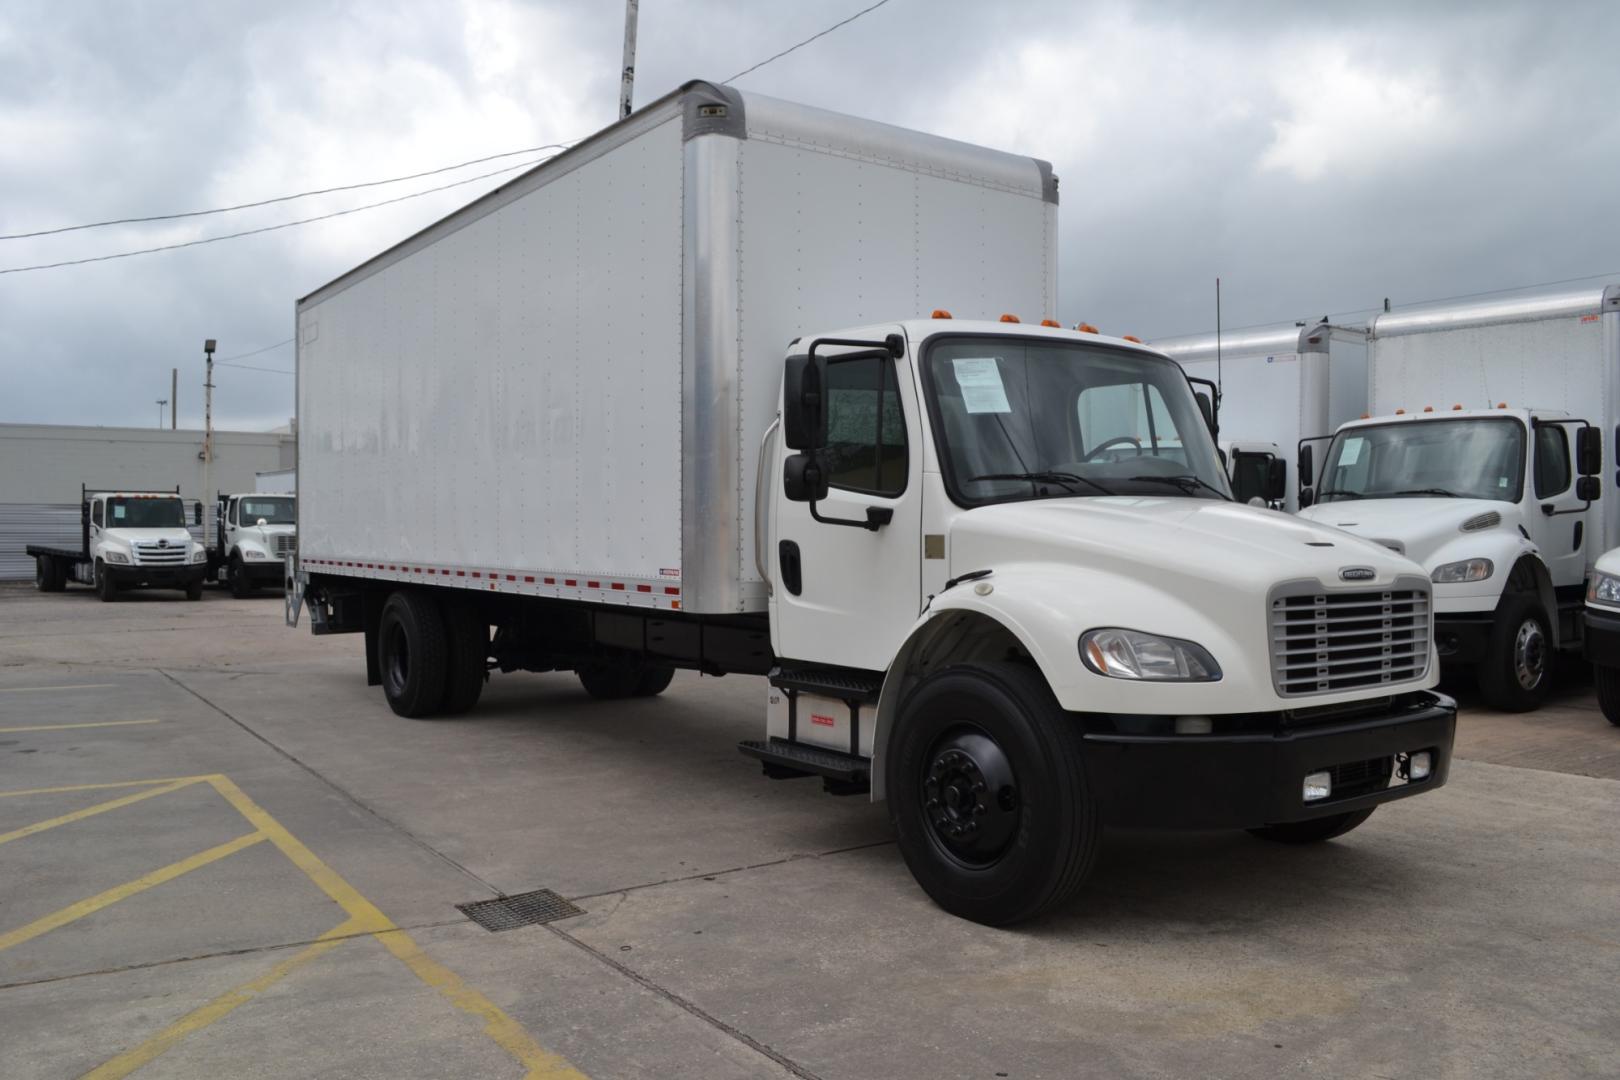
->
[1583,607,1620,667]
[1433,615,1493,665]
[107,563,207,588]
[1080,692,1456,829]
[238,559,287,583]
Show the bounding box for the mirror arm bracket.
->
[809,501,891,531]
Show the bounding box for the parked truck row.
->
[286,82,1455,925]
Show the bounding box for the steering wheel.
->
[1082,435,1142,462]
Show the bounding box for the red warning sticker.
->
[810,713,836,727]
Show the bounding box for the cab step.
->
[738,737,871,796]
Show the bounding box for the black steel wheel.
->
[633,666,675,697]
[1477,594,1552,712]
[229,554,252,598]
[439,596,489,716]
[577,662,643,700]
[887,661,1098,926]
[185,577,203,601]
[377,590,449,718]
[1249,808,1374,844]
[1595,664,1620,727]
[34,556,65,592]
[96,561,118,603]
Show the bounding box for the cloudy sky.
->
[2,0,1615,432]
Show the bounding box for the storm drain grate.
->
[457,889,585,931]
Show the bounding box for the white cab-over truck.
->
[27,486,208,600]
[1297,286,1619,711]
[289,82,1455,925]
[212,491,296,597]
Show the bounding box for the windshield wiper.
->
[1126,474,1232,501]
[970,471,1116,497]
[1316,488,1365,500]
[1381,487,1461,498]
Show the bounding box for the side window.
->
[228,499,238,526]
[1534,424,1571,498]
[91,500,103,528]
[823,356,907,495]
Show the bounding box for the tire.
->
[229,554,253,598]
[96,561,118,603]
[633,666,675,697]
[576,662,644,700]
[185,577,203,602]
[1595,665,1620,727]
[34,556,65,593]
[377,590,449,718]
[1249,808,1375,844]
[439,597,488,716]
[886,661,1099,926]
[1476,594,1553,712]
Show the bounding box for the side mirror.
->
[783,452,829,503]
[194,503,203,525]
[782,355,825,450]
[1299,487,1315,509]
[1577,426,1602,476]
[1194,391,1215,437]
[1297,444,1314,490]
[1577,475,1601,501]
[1265,457,1287,502]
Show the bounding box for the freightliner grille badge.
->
[1339,566,1375,581]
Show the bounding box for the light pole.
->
[156,399,167,428]
[620,0,638,118]
[202,339,216,546]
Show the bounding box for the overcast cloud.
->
[2,0,1615,431]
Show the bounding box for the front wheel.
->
[96,561,118,603]
[1477,595,1553,712]
[185,577,203,601]
[887,662,1099,926]
[1595,665,1620,727]
[1248,808,1374,844]
[229,554,253,598]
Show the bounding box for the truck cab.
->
[1297,406,1602,710]
[216,492,297,597]
[84,490,208,601]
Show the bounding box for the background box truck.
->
[1297,284,1620,710]
[1153,321,1369,511]
[289,81,1455,924]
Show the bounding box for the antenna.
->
[1214,277,1223,403]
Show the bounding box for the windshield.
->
[240,497,296,525]
[107,497,185,528]
[923,337,1230,505]
[1317,418,1525,503]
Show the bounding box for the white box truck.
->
[28,486,208,600]
[1153,321,1369,510]
[211,490,296,597]
[289,81,1455,924]
[1296,285,1620,710]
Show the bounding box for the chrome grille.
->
[132,540,186,565]
[274,534,295,557]
[1269,580,1431,697]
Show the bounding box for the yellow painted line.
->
[0,832,265,953]
[374,928,590,1080]
[0,718,161,734]
[205,775,588,1079]
[82,918,364,1080]
[0,778,200,847]
[0,776,207,800]
[0,683,118,694]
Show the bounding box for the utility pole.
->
[171,367,178,430]
[620,0,638,119]
[156,399,167,428]
[202,339,216,546]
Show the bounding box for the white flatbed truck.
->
[1297,285,1619,710]
[27,486,208,600]
[289,81,1455,924]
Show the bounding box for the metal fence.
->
[0,502,207,581]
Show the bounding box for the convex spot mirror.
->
[783,452,829,503]
[1577,475,1601,501]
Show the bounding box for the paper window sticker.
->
[1339,438,1365,467]
[113,504,126,520]
[952,357,1011,414]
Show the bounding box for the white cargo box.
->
[296,80,1057,614]
[1152,321,1369,510]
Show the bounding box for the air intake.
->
[1460,511,1501,532]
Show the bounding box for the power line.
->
[0,154,555,275]
[0,144,574,241]
[216,360,293,375]
[723,0,896,84]
[218,338,294,363]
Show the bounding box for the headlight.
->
[1589,572,1620,607]
[244,549,266,560]
[1080,628,1221,681]
[105,551,130,565]
[191,549,207,563]
[1431,558,1493,584]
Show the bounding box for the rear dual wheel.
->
[34,556,66,592]
[377,590,488,718]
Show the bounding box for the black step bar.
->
[738,737,871,796]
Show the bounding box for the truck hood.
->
[102,527,195,547]
[949,497,1423,593]
[1296,498,1518,569]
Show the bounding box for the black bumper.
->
[107,563,206,588]
[239,560,286,583]
[1081,692,1456,829]
[1433,615,1493,665]
[1583,608,1620,667]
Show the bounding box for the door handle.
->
[1541,503,1555,516]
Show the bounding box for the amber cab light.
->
[1123,334,1142,343]
[1076,322,1099,334]
[999,313,1021,323]
[1040,319,1061,327]
[931,309,952,319]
